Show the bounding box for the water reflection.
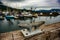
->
[7,20,13,26]
[0,15,60,33]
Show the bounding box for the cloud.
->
[1,0,25,2]
[1,0,60,9]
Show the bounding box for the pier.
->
[0,22,60,40]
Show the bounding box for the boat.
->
[0,16,4,20]
[38,12,59,16]
[5,15,14,19]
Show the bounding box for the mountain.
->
[51,9,60,12]
[0,2,16,10]
[0,2,8,10]
[0,1,60,12]
[0,2,2,4]
[35,9,60,13]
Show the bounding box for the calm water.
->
[0,15,60,33]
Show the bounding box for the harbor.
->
[0,13,60,40]
[0,0,60,40]
[0,9,60,40]
[0,14,60,33]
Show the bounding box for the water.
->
[0,15,60,33]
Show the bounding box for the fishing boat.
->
[0,16,4,20]
[38,12,59,16]
[5,15,14,19]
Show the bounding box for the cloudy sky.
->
[0,0,60,10]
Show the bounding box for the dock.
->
[0,22,60,40]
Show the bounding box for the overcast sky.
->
[0,0,60,10]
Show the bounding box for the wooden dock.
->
[0,22,60,40]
